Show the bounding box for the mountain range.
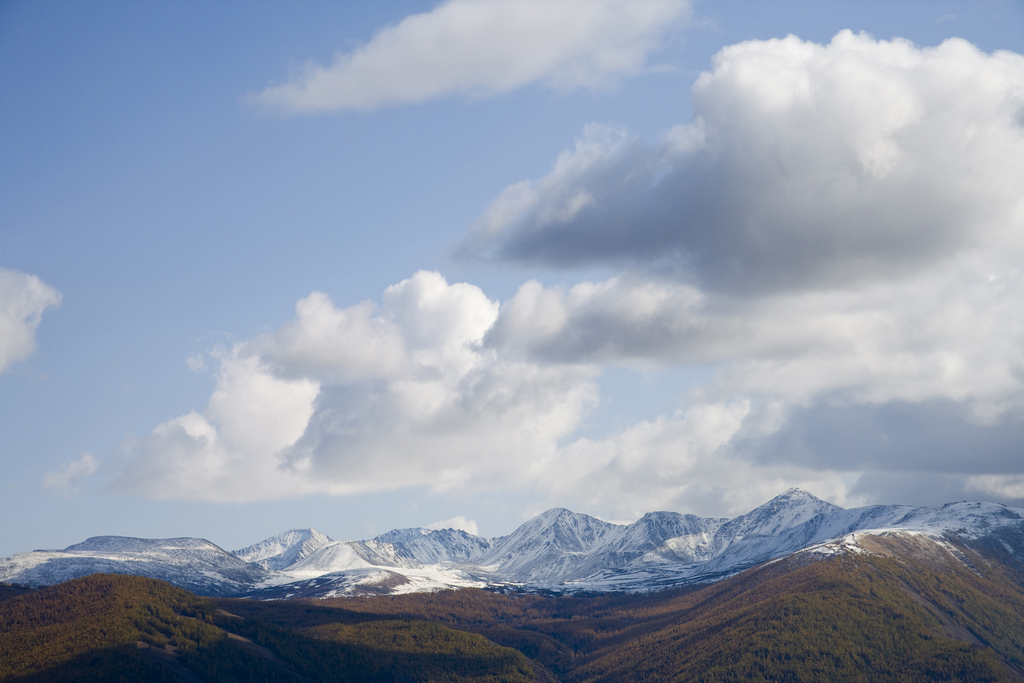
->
[3,488,1023,599]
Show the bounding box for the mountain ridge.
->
[3,488,1023,599]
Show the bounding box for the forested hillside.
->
[0,574,532,682]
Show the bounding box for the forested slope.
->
[0,574,533,682]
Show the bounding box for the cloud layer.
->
[255,0,690,113]
[0,267,61,374]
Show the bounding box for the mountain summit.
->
[720,488,841,538]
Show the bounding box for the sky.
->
[1,0,1023,557]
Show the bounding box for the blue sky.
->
[1,0,1023,557]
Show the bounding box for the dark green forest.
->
[3,536,1024,682]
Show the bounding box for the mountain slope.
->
[569,537,1024,682]
[0,574,535,683]
[0,574,229,682]
[232,528,334,570]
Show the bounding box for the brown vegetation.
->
[0,574,533,682]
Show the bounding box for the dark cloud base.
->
[743,399,1024,507]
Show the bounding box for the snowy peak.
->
[476,509,627,582]
[637,491,842,570]
[622,512,726,564]
[472,496,849,584]
[769,487,837,512]
[232,528,334,571]
[724,488,841,538]
[498,508,622,552]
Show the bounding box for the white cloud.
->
[113,272,597,502]
[186,353,205,372]
[474,190,1024,510]
[543,405,867,518]
[255,0,691,113]
[426,515,479,535]
[462,32,1024,295]
[43,454,99,498]
[489,267,1024,424]
[115,354,322,502]
[0,267,61,374]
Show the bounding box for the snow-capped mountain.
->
[635,488,848,572]
[475,508,626,582]
[232,528,334,570]
[237,489,1024,596]
[578,493,1024,591]
[0,536,269,596]
[467,507,727,583]
[3,489,1022,598]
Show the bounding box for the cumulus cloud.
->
[0,267,61,374]
[494,266,1022,513]
[461,31,1024,295]
[255,0,691,113]
[490,265,1024,420]
[113,272,597,502]
[43,454,99,498]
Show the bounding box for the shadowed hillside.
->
[0,574,533,682]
